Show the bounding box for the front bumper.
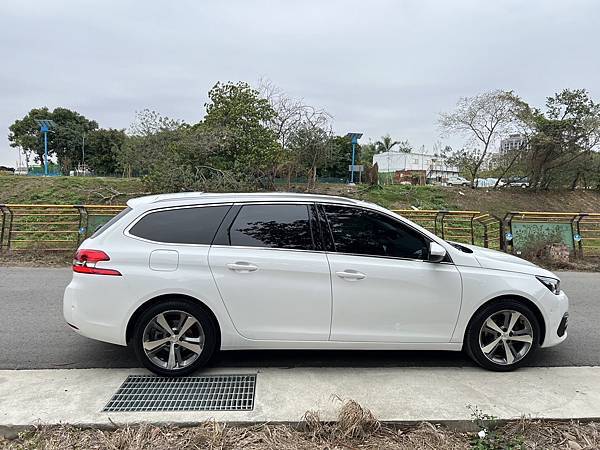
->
[540,290,569,348]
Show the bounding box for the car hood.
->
[450,243,559,279]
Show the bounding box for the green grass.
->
[0,174,145,205]
[356,184,454,210]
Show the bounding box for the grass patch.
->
[356,184,453,210]
[0,174,146,205]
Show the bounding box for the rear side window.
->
[323,205,429,260]
[91,207,131,239]
[228,204,315,250]
[129,205,230,244]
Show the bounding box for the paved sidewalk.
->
[1,366,599,428]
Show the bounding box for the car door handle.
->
[335,270,366,281]
[226,262,259,272]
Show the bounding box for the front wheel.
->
[465,300,540,371]
[132,299,217,377]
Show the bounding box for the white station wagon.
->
[64,192,569,376]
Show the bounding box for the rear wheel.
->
[132,299,217,377]
[465,299,540,371]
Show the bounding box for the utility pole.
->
[345,132,363,185]
[82,133,86,176]
[36,119,56,176]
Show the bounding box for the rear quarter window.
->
[91,207,132,239]
[128,205,230,244]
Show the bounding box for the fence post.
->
[503,212,517,253]
[0,205,6,253]
[573,213,587,259]
[492,215,503,251]
[74,205,87,247]
[437,211,448,239]
[469,215,476,245]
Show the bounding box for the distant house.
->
[372,151,459,183]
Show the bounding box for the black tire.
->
[132,299,218,377]
[464,299,540,372]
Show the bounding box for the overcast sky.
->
[1,0,599,167]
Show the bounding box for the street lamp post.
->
[345,132,363,184]
[36,119,56,176]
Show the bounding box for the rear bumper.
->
[63,274,129,346]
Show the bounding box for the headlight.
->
[536,276,560,295]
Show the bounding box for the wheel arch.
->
[463,294,546,346]
[125,293,222,349]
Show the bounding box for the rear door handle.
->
[335,270,366,281]
[226,262,259,272]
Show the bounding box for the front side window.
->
[129,205,230,244]
[228,204,314,250]
[322,205,428,260]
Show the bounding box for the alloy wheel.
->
[478,309,534,366]
[142,310,205,370]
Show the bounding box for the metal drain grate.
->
[103,374,256,412]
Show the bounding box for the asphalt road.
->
[0,267,598,369]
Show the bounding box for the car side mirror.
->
[429,242,447,263]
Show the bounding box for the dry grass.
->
[1,401,599,450]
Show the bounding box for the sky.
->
[1,0,599,167]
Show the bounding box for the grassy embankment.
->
[2,174,600,215]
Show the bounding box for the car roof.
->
[127,192,364,210]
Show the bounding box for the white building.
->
[499,134,527,155]
[373,151,459,181]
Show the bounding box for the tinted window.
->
[323,205,428,259]
[228,204,314,250]
[129,206,230,244]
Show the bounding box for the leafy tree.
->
[203,81,281,176]
[117,109,188,177]
[375,134,412,153]
[8,107,98,172]
[359,142,378,167]
[527,89,600,189]
[85,128,126,176]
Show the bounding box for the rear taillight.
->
[73,249,121,276]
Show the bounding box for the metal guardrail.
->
[0,204,125,252]
[504,211,600,258]
[392,210,503,250]
[1,204,599,257]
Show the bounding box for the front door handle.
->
[226,262,259,272]
[335,270,366,281]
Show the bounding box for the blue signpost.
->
[345,132,363,184]
[36,119,56,176]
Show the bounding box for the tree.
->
[439,90,520,187]
[8,107,98,173]
[526,89,600,189]
[375,134,412,153]
[8,107,52,168]
[203,81,281,178]
[288,112,333,190]
[117,109,188,177]
[446,147,483,182]
[85,129,126,176]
